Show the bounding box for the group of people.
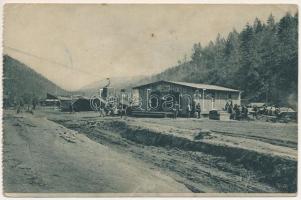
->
[98,102,130,119]
[225,101,249,120]
[260,105,281,116]
[15,99,37,114]
[252,105,281,119]
[225,102,282,120]
[172,102,202,119]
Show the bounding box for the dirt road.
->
[45,110,296,193]
[3,109,297,194]
[3,111,190,194]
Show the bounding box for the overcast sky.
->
[3,4,297,91]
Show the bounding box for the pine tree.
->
[151,12,298,108]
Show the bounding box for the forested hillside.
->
[150,13,298,108]
[3,55,67,105]
[3,13,298,109]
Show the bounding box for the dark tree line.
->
[152,13,298,109]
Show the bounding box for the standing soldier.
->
[253,106,258,119]
[16,102,21,114]
[242,105,248,120]
[120,103,127,119]
[20,99,24,112]
[233,104,238,120]
[196,103,201,119]
[228,103,233,115]
[186,103,191,118]
[225,102,229,111]
[173,101,180,119]
[32,98,37,110]
[126,103,132,117]
[119,104,123,118]
[99,106,105,117]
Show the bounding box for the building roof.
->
[57,95,89,101]
[133,80,239,92]
[57,96,73,101]
[46,93,58,100]
[45,99,60,102]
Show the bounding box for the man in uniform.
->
[120,103,127,119]
[186,103,191,118]
[196,103,201,119]
[173,101,180,119]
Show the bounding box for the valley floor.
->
[2,109,297,195]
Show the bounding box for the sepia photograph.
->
[2,2,298,197]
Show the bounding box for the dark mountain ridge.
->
[3,55,68,105]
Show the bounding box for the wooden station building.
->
[132,80,241,114]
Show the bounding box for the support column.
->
[202,89,206,112]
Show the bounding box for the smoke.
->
[287,92,298,110]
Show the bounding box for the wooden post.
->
[146,89,151,111]
[202,89,206,112]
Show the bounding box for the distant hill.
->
[3,55,68,104]
[78,75,149,96]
